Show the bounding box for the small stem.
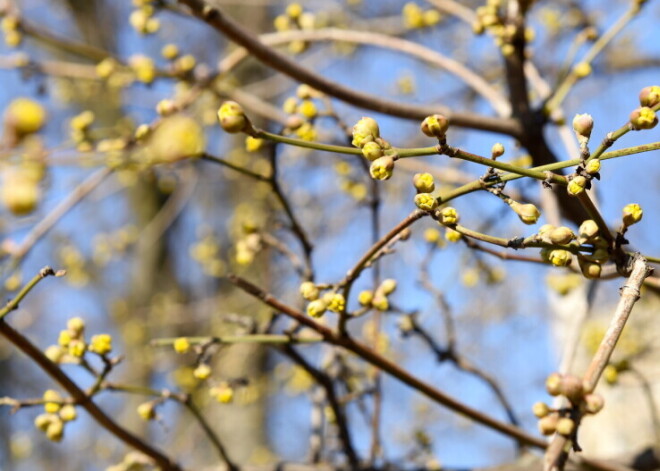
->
[0,267,58,320]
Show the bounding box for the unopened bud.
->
[629,107,658,130]
[532,401,550,418]
[362,141,383,161]
[438,207,459,225]
[491,142,505,158]
[509,201,541,225]
[352,117,380,148]
[412,172,435,193]
[549,249,573,267]
[217,101,248,133]
[420,114,449,138]
[538,414,559,435]
[585,159,601,175]
[414,193,438,211]
[370,156,395,181]
[559,374,584,403]
[639,85,660,108]
[546,373,562,396]
[567,176,587,196]
[579,220,599,241]
[556,417,575,436]
[549,227,575,245]
[622,203,643,227]
[584,393,605,414]
[572,113,594,143]
[579,259,601,279]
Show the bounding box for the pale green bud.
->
[352,117,380,148]
[361,141,383,161]
[567,176,587,196]
[369,156,394,180]
[420,114,449,138]
[412,172,435,193]
[585,159,601,175]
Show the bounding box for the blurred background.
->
[0,0,659,470]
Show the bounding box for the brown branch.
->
[544,255,653,471]
[176,0,523,137]
[227,274,546,450]
[0,319,182,470]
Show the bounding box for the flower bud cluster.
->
[1,14,22,47]
[129,4,160,35]
[402,2,442,29]
[533,372,605,437]
[359,279,397,312]
[273,3,318,54]
[34,389,77,442]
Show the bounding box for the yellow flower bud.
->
[420,114,449,138]
[579,259,601,279]
[4,97,46,136]
[567,176,587,196]
[538,414,558,436]
[299,281,319,301]
[217,101,248,134]
[352,117,380,148]
[639,85,660,108]
[274,14,291,32]
[137,402,156,420]
[161,43,179,60]
[211,383,234,403]
[45,418,64,442]
[59,404,77,422]
[67,339,86,358]
[147,115,205,163]
[361,141,383,161]
[156,99,177,116]
[585,158,600,175]
[129,54,156,84]
[193,363,212,380]
[509,201,540,225]
[414,193,438,211]
[556,417,575,436]
[548,249,572,267]
[245,136,264,152]
[545,372,562,396]
[491,142,505,158]
[67,317,85,337]
[286,3,303,19]
[412,173,435,193]
[297,99,317,119]
[34,413,54,432]
[70,110,94,132]
[306,299,327,318]
[173,337,191,354]
[369,156,395,181]
[622,203,643,226]
[378,279,397,295]
[424,228,441,243]
[43,390,63,414]
[89,334,112,355]
[548,227,574,245]
[439,207,459,225]
[175,54,196,73]
[295,122,317,141]
[45,345,65,363]
[358,290,374,306]
[95,57,117,79]
[445,228,461,243]
[327,293,345,313]
[579,220,599,241]
[372,295,389,311]
[1,172,40,216]
[532,402,550,418]
[629,107,658,130]
[584,393,604,414]
[573,62,592,78]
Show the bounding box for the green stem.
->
[0,267,59,320]
[151,334,323,347]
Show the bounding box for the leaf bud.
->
[420,114,449,138]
